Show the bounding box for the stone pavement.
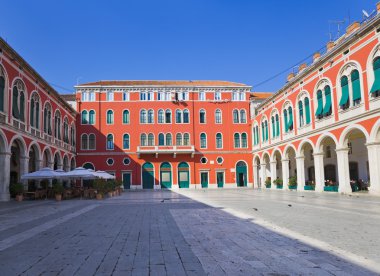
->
[0,189,378,275]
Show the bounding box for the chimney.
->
[287,72,295,82]
[313,52,321,62]
[327,41,335,52]
[346,22,360,35]
[377,2,380,14]
[299,63,307,72]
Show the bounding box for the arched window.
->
[215,109,222,124]
[271,116,275,137]
[12,80,26,121]
[140,134,147,146]
[176,133,182,145]
[183,133,190,145]
[183,109,189,123]
[63,118,69,143]
[241,133,247,148]
[70,124,76,146]
[140,109,147,124]
[339,76,350,110]
[351,69,361,105]
[30,94,40,129]
[44,104,52,135]
[81,134,88,150]
[176,110,182,123]
[0,70,5,112]
[304,98,311,125]
[275,114,280,137]
[89,110,95,125]
[200,133,207,148]
[283,109,288,132]
[315,90,323,119]
[123,134,130,149]
[298,101,304,127]
[216,133,222,149]
[371,57,380,97]
[106,110,114,124]
[199,109,206,123]
[88,134,96,149]
[81,110,88,124]
[240,110,246,123]
[233,109,239,123]
[253,125,259,145]
[148,133,154,146]
[234,133,240,148]
[323,85,332,117]
[287,107,293,131]
[158,109,164,123]
[166,133,172,145]
[106,134,114,150]
[123,110,130,124]
[264,120,268,141]
[106,91,114,101]
[12,85,19,119]
[165,109,171,123]
[148,109,154,123]
[54,111,61,139]
[158,133,165,146]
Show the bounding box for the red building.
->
[0,38,76,201]
[75,80,260,189]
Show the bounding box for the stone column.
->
[336,147,351,194]
[0,152,11,201]
[295,155,305,191]
[313,152,325,192]
[366,143,380,195]
[260,163,267,189]
[20,156,29,190]
[281,159,289,190]
[253,165,259,189]
[270,161,277,190]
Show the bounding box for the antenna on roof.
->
[362,9,375,20]
[328,19,346,40]
[76,76,82,85]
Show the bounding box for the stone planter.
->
[55,194,62,201]
[96,194,103,200]
[324,186,338,192]
[304,185,315,191]
[15,194,23,202]
[288,185,297,190]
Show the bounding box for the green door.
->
[123,172,131,189]
[216,172,224,188]
[200,172,208,188]
[160,162,172,188]
[178,162,190,188]
[142,163,154,189]
[236,161,247,187]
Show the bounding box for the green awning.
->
[351,70,361,101]
[323,86,332,115]
[339,76,349,106]
[315,90,323,116]
[305,98,311,124]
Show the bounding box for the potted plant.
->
[273,178,283,189]
[94,179,106,200]
[288,176,297,190]
[10,182,24,202]
[53,183,64,201]
[265,178,271,188]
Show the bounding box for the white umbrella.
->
[95,171,115,180]
[54,169,69,180]
[21,167,64,180]
[65,167,97,179]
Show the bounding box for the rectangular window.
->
[123,92,130,101]
[140,92,147,101]
[214,92,221,101]
[199,92,205,101]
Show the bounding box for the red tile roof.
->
[76,80,249,87]
[250,92,273,99]
[60,94,76,101]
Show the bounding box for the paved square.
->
[0,189,379,275]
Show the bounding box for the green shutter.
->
[283,110,288,132]
[305,98,311,124]
[351,70,361,101]
[298,100,303,125]
[271,117,275,137]
[275,115,280,137]
[371,58,380,94]
[315,90,323,116]
[288,108,293,129]
[261,123,264,141]
[265,121,268,141]
[323,86,332,115]
[339,76,349,106]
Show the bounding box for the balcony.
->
[137,145,195,158]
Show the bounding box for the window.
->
[140,110,147,124]
[183,109,189,123]
[88,134,96,150]
[200,157,208,164]
[30,94,40,129]
[123,158,130,165]
[271,116,275,137]
[323,86,332,117]
[241,133,247,148]
[315,90,323,119]
[106,134,114,150]
[232,91,238,101]
[348,142,353,154]
[253,125,259,145]
[166,133,172,145]
[216,157,223,164]
[44,104,52,135]
[214,91,221,101]
[239,92,245,101]
[89,91,95,101]
[123,110,130,124]
[12,80,25,121]
[140,134,147,146]
[63,118,69,143]
[147,91,154,101]
[0,68,5,113]
[106,158,114,166]
[81,91,88,102]
[261,120,268,142]
[233,109,239,123]
[240,110,246,123]
[148,109,154,123]
[316,85,332,119]
[123,134,130,149]
[148,133,154,146]
[158,109,164,123]
[106,91,114,101]
[176,133,182,145]
[370,57,380,97]
[199,91,205,101]
[199,109,206,123]
[351,70,361,106]
[140,91,147,101]
[287,107,293,131]
[106,110,114,124]
[183,133,190,145]
[178,91,188,101]
[176,110,182,123]
[123,92,130,101]
[200,133,207,148]
[215,109,222,124]
[54,111,61,140]
[81,134,88,150]
[165,109,171,123]
[89,110,95,125]
[298,101,304,127]
[234,133,240,148]
[304,98,311,125]
[339,76,350,110]
[158,133,165,146]
[81,110,88,124]
[70,124,76,146]
[216,133,222,149]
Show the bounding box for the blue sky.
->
[0,0,377,93]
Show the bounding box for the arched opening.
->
[253,156,261,188]
[271,150,283,189]
[262,154,271,188]
[142,162,154,189]
[53,152,61,170]
[83,162,95,188]
[299,142,315,190]
[178,162,190,188]
[0,132,8,201]
[160,162,172,188]
[319,136,338,192]
[236,161,247,187]
[10,139,26,187]
[28,144,40,191]
[63,155,69,172]
[284,147,297,189]
[70,157,76,170]
[42,148,52,168]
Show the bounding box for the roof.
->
[76,80,250,88]
[60,94,76,101]
[250,92,273,99]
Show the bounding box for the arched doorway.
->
[236,161,247,187]
[142,162,154,189]
[160,162,172,188]
[10,139,26,186]
[178,162,189,188]
[318,135,338,192]
[42,148,52,168]
[70,157,76,170]
[83,162,95,188]
[53,152,61,170]
[253,156,261,188]
[63,155,69,172]
[299,141,315,190]
[262,153,270,188]
[284,146,297,189]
